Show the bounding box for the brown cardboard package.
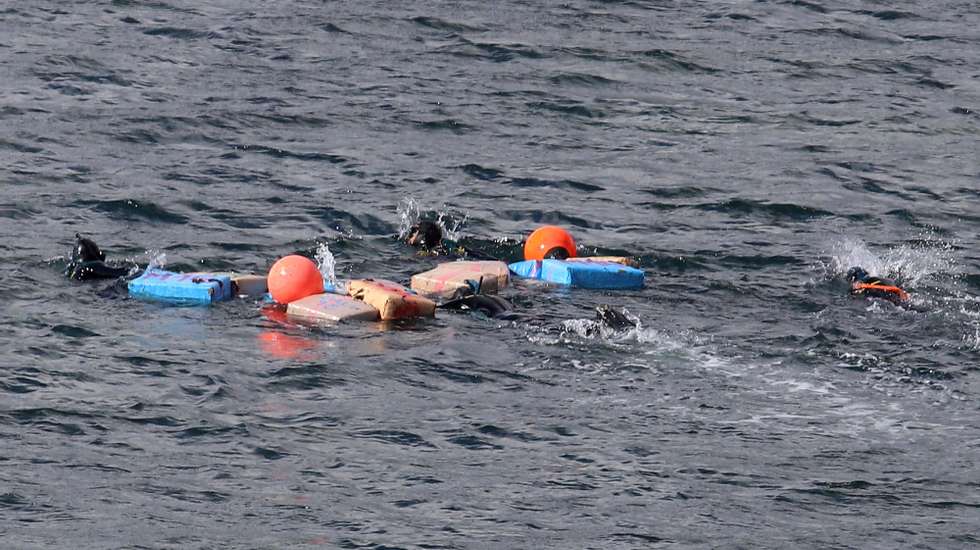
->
[410,260,510,299]
[231,275,268,298]
[214,273,269,298]
[286,293,380,322]
[348,279,436,320]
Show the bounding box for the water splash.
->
[397,197,421,239]
[437,210,467,242]
[397,196,468,242]
[145,251,167,271]
[314,241,338,291]
[826,235,956,287]
[963,327,980,351]
[558,312,705,352]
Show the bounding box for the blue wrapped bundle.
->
[508,259,644,290]
[128,269,234,305]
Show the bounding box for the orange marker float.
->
[268,255,324,304]
[524,225,577,261]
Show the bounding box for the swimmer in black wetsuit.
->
[404,219,519,261]
[405,220,444,252]
[595,304,637,331]
[65,233,136,280]
[846,266,910,306]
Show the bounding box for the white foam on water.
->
[437,209,467,242]
[531,309,730,376]
[397,196,468,242]
[825,234,956,287]
[963,324,980,351]
[396,197,421,239]
[314,241,339,291]
[145,251,167,271]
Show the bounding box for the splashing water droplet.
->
[145,251,167,271]
[437,210,467,242]
[397,197,421,239]
[827,235,955,287]
[315,241,336,289]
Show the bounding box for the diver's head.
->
[523,225,576,261]
[543,246,570,260]
[72,233,106,263]
[846,266,868,283]
[595,305,636,330]
[406,220,442,250]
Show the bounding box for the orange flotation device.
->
[524,226,577,261]
[852,282,910,303]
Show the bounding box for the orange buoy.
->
[268,255,324,304]
[524,225,577,261]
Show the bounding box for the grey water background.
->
[2,0,979,548]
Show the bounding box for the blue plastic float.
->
[128,270,234,304]
[508,259,644,290]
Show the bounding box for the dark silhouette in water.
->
[406,220,444,251]
[404,219,516,261]
[438,293,513,317]
[594,304,637,331]
[65,234,135,280]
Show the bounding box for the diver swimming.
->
[65,233,137,281]
[846,266,910,306]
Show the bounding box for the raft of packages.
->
[127,257,644,322]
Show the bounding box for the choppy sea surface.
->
[2,1,979,548]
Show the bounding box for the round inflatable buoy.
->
[524,225,577,261]
[268,255,324,304]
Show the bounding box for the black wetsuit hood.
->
[66,233,135,280]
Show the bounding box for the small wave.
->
[641,186,715,199]
[416,118,473,134]
[697,198,834,221]
[787,26,902,45]
[350,429,435,448]
[81,199,189,225]
[508,176,604,193]
[915,77,955,90]
[459,163,503,181]
[557,46,613,62]
[854,9,920,21]
[547,72,618,87]
[527,100,603,119]
[705,11,757,22]
[439,38,545,62]
[318,22,348,34]
[410,16,485,33]
[142,27,209,40]
[786,0,828,13]
[636,49,718,74]
[499,209,595,229]
[242,144,347,164]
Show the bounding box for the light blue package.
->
[128,269,234,304]
[508,259,644,290]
